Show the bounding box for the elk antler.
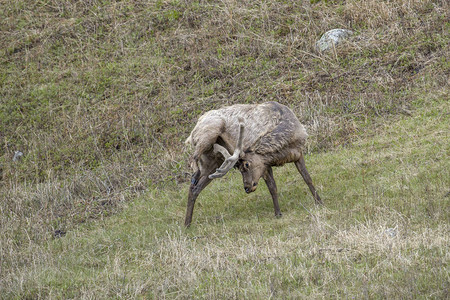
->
[209,118,245,179]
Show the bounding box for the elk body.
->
[184,101,322,227]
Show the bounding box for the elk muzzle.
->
[244,182,258,193]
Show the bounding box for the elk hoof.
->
[275,213,283,218]
[191,170,201,185]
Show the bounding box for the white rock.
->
[385,227,397,238]
[316,29,354,52]
[13,151,23,161]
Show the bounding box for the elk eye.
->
[245,162,249,168]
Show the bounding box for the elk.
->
[184,101,322,227]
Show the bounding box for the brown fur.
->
[184,101,322,227]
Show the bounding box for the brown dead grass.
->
[0,1,448,297]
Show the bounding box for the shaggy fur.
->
[184,101,321,227]
[186,101,308,170]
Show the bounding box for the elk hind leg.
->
[185,174,213,227]
[294,153,323,205]
[191,170,201,185]
[185,158,219,227]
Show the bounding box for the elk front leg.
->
[294,153,323,205]
[263,166,282,217]
[185,175,213,227]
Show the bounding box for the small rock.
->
[13,151,23,162]
[316,29,354,52]
[385,228,397,238]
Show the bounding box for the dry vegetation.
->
[0,0,449,298]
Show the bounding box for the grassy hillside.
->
[2,93,448,298]
[0,0,449,298]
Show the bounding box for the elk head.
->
[236,152,266,193]
[208,119,267,194]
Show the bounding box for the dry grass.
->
[1,93,448,298]
[0,0,449,298]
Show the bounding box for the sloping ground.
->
[1,0,447,180]
[0,0,449,297]
[1,0,448,239]
[1,89,448,298]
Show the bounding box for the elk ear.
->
[242,148,253,155]
[234,159,242,169]
[240,148,251,159]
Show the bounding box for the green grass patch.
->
[2,95,447,299]
[0,0,448,298]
